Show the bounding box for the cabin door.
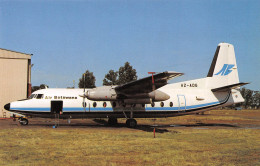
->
[178,95,186,112]
[51,101,63,114]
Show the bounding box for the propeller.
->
[148,72,157,132]
[83,73,86,112]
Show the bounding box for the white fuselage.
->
[8,77,244,119]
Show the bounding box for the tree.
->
[31,84,49,93]
[78,70,96,88]
[240,88,253,109]
[252,91,260,109]
[117,62,137,85]
[103,70,118,86]
[103,62,138,86]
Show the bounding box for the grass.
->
[0,109,259,166]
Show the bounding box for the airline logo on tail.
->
[215,64,235,76]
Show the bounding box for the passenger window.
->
[169,102,173,107]
[36,94,43,99]
[93,102,97,108]
[151,102,155,107]
[103,102,107,108]
[160,102,164,107]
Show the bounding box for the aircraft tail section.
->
[206,43,242,89]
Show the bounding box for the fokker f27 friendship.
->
[5,43,248,128]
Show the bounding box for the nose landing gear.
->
[18,117,29,125]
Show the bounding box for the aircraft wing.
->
[115,71,183,94]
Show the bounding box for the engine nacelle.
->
[124,90,170,104]
[86,86,117,101]
[124,98,152,104]
[86,86,170,103]
[148,90,170,101]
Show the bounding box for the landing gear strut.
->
[108,117,118,126]
[123,110,137,128]
[18,117,28,125]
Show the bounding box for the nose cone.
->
[4,103,10,111]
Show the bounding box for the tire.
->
[126,119,137,128]
[19,118,28,125]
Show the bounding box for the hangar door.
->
[51,101,63,114]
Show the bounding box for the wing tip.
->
[164,71,184,75]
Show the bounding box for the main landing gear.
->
[108,111,138,128]
[108,117,118,126]
[18,117,29,125]
[126,118,137,128]
[107,117,137,128]
[123,111,137,128]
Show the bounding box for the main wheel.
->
[126,119,137,128]
[19,118,28,125]
[108,117,118,126]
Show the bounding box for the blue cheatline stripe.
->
[12,107,50,111]
[145,107,179,111]
[186,101,219,109]
[145,101,220,111]
[64,107,113,111]
[10,100,221,112]
[11,107,113,112]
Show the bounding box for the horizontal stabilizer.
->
[211,82,249,92]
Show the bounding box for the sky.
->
[0,0,259,90]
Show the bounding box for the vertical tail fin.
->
[207,43,240,87]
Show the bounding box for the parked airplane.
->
[4,43,247,128]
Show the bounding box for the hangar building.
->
[0,48,32,118]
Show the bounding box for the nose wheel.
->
[126,119,137,128]
[18,118,28,125]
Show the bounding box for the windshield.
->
[28,94,36,99]
[36,94,44,99]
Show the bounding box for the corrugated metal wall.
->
[0,49,31,118]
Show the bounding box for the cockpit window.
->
[36,94,44,99]
[28,94,36,99]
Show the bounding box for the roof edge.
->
[0,48,32,56]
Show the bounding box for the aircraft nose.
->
[4,103,10,111]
